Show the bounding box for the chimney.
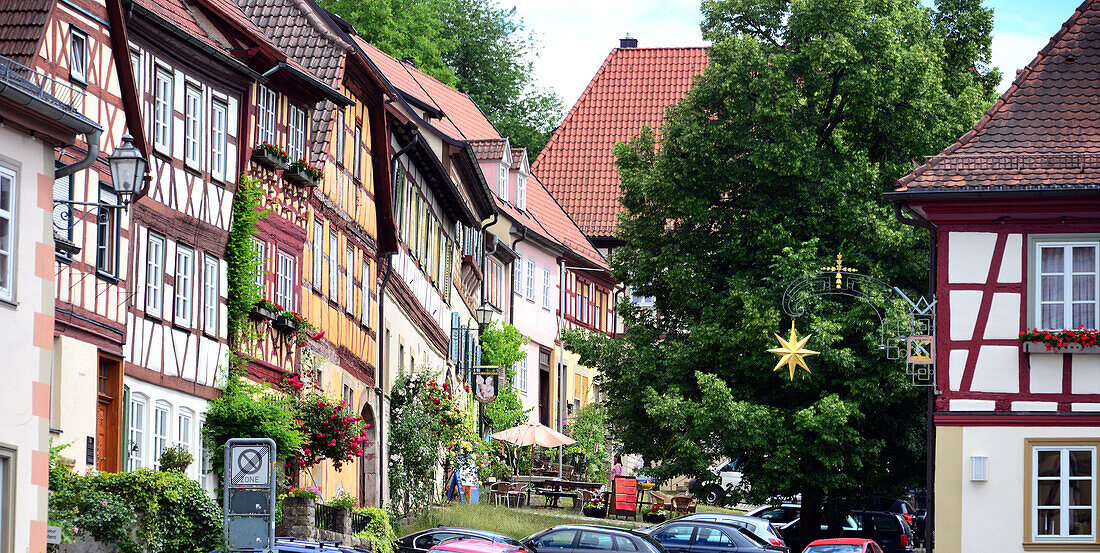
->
[620,33,638,48]
[401,56,416,67]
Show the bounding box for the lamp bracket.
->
[52,199,129,233]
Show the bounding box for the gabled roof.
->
[469,138,508,161]
[511,148,528,173]
[532,46,709,239]
[896,0,1100,192]
[0,0,54,68]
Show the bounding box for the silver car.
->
[674,513,787,551]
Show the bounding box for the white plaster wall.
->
[949,232,997,283]
[54,335,100,473]
[959,425,1100,552]
[123,377,213,493]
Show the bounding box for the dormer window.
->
[498,164,509,201]
[517,174,527,210]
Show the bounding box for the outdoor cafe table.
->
[511,476,603,507]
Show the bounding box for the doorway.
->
[95,354,122,472]
[538,347,551,426]
[359,402,379,506]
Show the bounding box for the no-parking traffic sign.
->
[229,444,271,487]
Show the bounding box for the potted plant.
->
[642,506,667,523]
[252,142,290,170]
[1020,326,1100,353]
[285,158,323,187]
[274,312,298,333]
[582,496,606,518]
[251,299,281,321]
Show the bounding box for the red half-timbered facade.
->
[892,2,1100,550]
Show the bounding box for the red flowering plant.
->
[423,379,464,431]
[289,158,324,181]
[256,141,290,163]
[1020,326,1100,350]
[290,392,369,471]
[275,308,319,348]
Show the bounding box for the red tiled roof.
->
[897,0,1100,191]
[0,0,54,68]
[469,138,507,160]
[532,46,709,238]
[355,37,501,142]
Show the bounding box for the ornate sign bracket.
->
[782,254,936,387]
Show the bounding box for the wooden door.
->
[96,355,121,472]
[96,398,112,470]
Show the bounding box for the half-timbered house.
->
[890,3,1100,550]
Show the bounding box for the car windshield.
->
[804,546,863,553]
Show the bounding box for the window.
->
[361,260,370,325]
[514,254,523,293]
[488,258,504,308]
[257,86,276,146]
[128,395,146,470]
[515,355,528,394]
[531,530,576,550]
[654,525,693,547]
[498,164,508,200]
[152,402,169,469]
[394,169,407,240]
[177,409,193,454]
[309,220,322,288]
[333,110,345,166]
[542,268,552,309]
[146,234,165,316]
[203,255,218,334]
[328,230,338,301]
[199,416,210,490]
[288,104,306,162]
[276,251,295,309]
[1036,241,1099,329]
[96,187,119,277]
[210,100,227,180]
[353,126,362,180]
[517,175,527,210]
[526,258,536,300]
[154,69,172,151]
[251,238,266,290]
[577,532,614,551]
[184,85,202,166]
[0,445,14,553]
[69,29,88,84]
[129,50,140,91]
[346,247,355,311]
[0,168,13,302]
[343,385,354,413]
[175,246,193,326]
[694,528,733,547]
[1029,443,1096,541]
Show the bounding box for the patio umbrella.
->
[490,423,576,479]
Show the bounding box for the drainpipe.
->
[892,199,936,553]
[54,128,101,180]
[509,227,528,325]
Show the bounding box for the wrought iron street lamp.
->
[475,301,497,329]
[54,133,145,235]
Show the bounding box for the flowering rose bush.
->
[1020,326,1100,350]
[291,392,369,471]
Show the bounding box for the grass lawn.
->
[695,504,746,514]
[397,502,647,540]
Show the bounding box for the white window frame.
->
[1032,445,1097,541]
[128,395,147,470]
[152,401,169,470]
[514,254,523,293]
[361,260,370,325]
[69,29,88,84]
[517,174,527,210]
[96,187,119,277]
[312,221,324,287]
[346,246,355,312]
[203,254,218,335]
[328,230,338,301]
[257,86,276,146]
[542,267,552,310]
[526,258,536,300]
[1034,240,1100,330]
[251,238,266,290]
[184,85,202,167]
[0,168,14,302]
[288,103,306,162]
[210,99,227,181]
[276,251,295,310]
[353,126,362,180]
[516,355,528,394]
[177,409,193,455]
[498,164,509,200]
[335,111,345,166]
[175,246,194,326]
[488,258,504,308]
[154,68,172,152]
[146,233,165,316]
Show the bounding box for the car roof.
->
[274,538,369,553]
[807,538,875,545]
[682,513,771,525]
[430,539,521,553]
[408,528,511,540]
[541,525,643,535]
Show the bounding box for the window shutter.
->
[53,174,72,240]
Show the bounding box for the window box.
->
[1024,341,1100,354]
[250,303,279,321]
[274,314,297,333]
[252,142,290,171]
[284,166,320,188]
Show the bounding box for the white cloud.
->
[506,0,708,108]
[991,31,1050,93]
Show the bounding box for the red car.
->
[802,538,883,553]
[429,538,528,553]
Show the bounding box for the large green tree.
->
[565,0,997,545]
[320,0,563,156]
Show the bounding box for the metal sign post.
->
[223,438,276,551]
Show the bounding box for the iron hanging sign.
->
[779,254,936,387]
[471,365,501,403]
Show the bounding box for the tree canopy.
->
[565,0,997,544]
[320,0,563,157]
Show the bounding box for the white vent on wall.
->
[971,456,989,481]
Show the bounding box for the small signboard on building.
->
[907,336,934,365]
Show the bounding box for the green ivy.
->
[352,506,396,553]
[226,173,267,337]
[479,321,530,433]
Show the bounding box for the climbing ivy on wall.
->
[226,173,266,337]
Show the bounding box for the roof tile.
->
[0,0,54,67]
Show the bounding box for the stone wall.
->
[277,496,373,549]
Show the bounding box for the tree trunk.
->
[800,487,825,549]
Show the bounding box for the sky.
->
[505,0,1085,110]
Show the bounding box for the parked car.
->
[638,519,783,553]
[802,538,884,553]
[429,539,529,553]
[744,504,801,526]
[398,528,528,553]
[686,460,744,505]
[673,513,787,549]
[778,511,914,553]
[524,525,666,553]
[274,538,369,553]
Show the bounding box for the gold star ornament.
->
[768,320,819,380]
